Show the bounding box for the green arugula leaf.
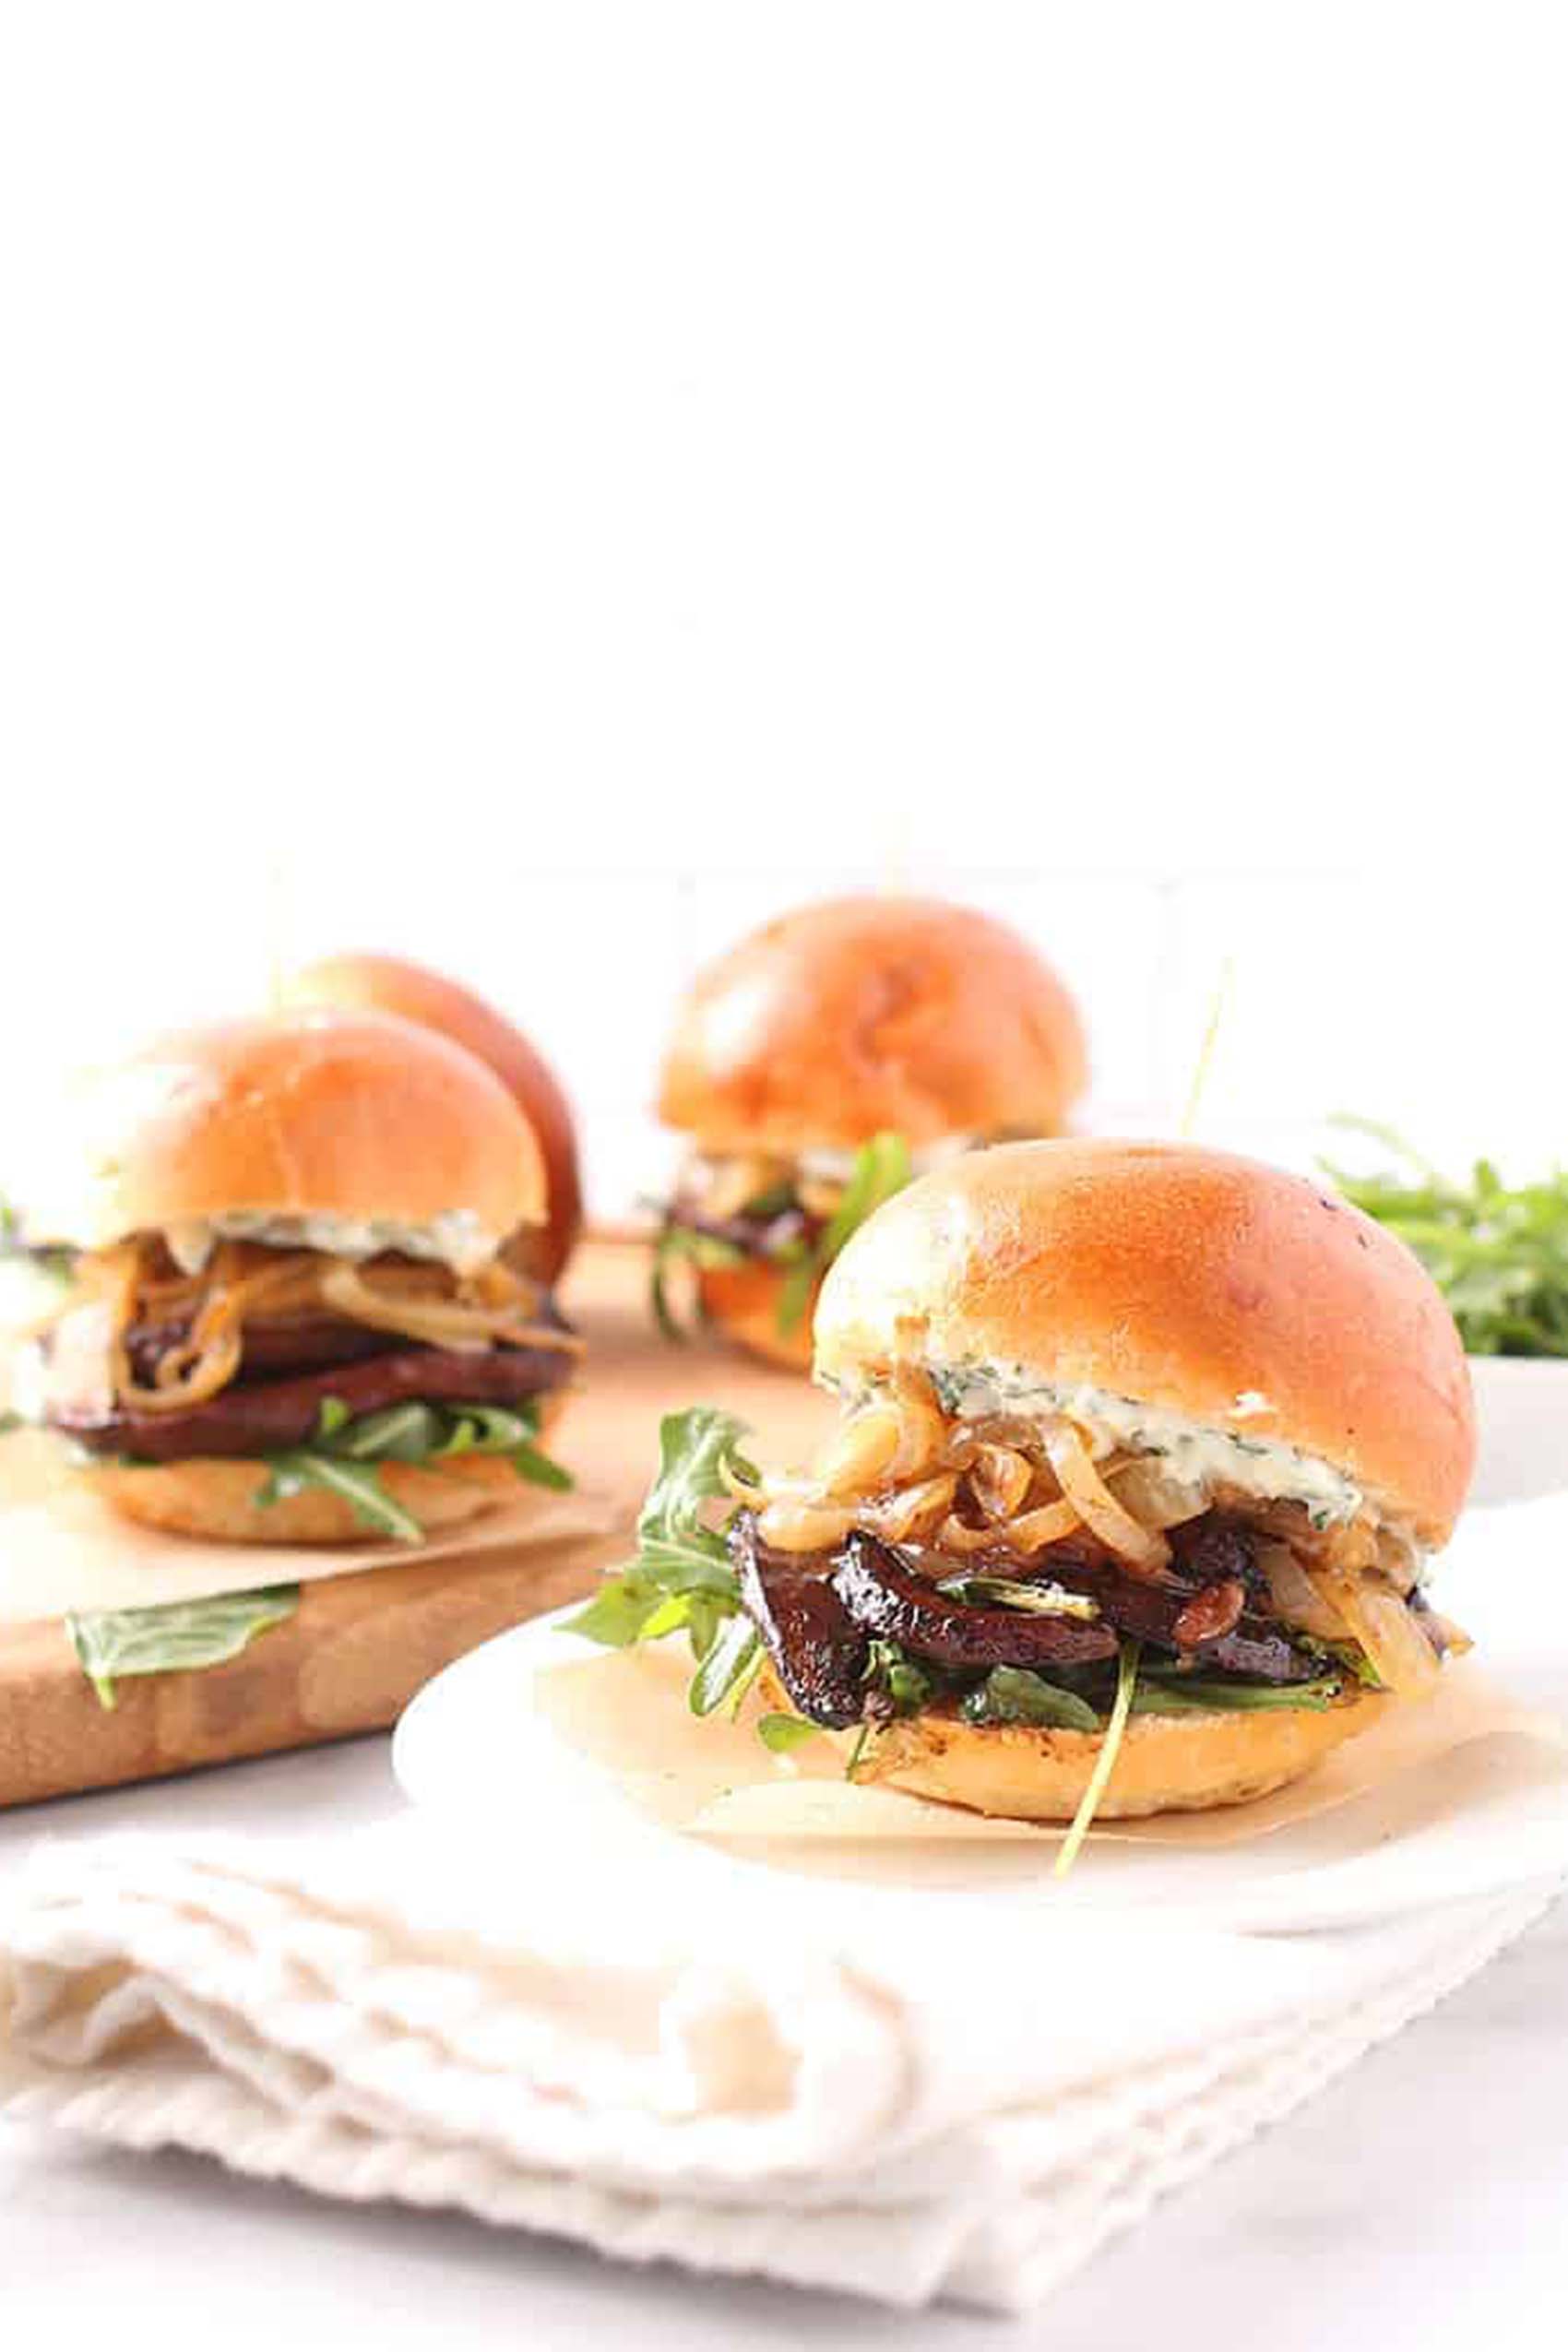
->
[258,1451,425,1541]
[1323,1121,1568,1356]
[649,1227,686,1344]
[725,1636,766,1718]
[635,1407,755,1590]
[636,1590,696,1642]
[501,1441,574,1492]
[68,1586,300,1711]
[254,1394,572,1540]
[690,1613,760,1716]
[819,1132,915,1261]
[1055,1638,1142,1878]
[0,1410,22,1439]
[1323,1640,1384,1691]
[426,1401,573,1491]
[564,1579,669,1648]
[648,1220,751,1342]
[757,1711,822,1753]
[427,1403,535,1455]
[567,1407,754,1651]
[936,1573,1102,1621]
[960,1665,1101,1731]
[775,1133,914,1336]
[332,1400,438,1460]
[774,1249,820,1339]
[863,1636,937,1715]
[565,1408,786,1728]
[1132,1672,1345,1714]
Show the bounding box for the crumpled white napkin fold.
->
[0,1818,1556,2313]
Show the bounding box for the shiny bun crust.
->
[695,1260,815,1372]
[832,1684,1388,1818]
[658,897,1087,1152]
[281,955,582,1282]
[30,1010,546,1254]
[814,1140,1475,1545]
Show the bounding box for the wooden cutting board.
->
[0,1238,837,1808]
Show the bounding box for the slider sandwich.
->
[579,1141,1476,1835]
[279,952,583,1284]
[17,1009,576,1545]
[652,896,1087,1367]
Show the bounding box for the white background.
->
[2,5,1564,1211]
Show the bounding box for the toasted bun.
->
[815,1139,1475,1546]
[695,1260,815,1372]
[86,1451,525,1545]
[26,1009,545,1258]
[820,1682,1388,1819]
[659,897,1087,1153]
[280,954,582,1281]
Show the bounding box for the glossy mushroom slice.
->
[729,1511,869,1728]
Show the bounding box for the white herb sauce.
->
[161,1208,498,1277]
[930,1361,1371,1532]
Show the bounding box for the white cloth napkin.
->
[0,1817,1556,2314]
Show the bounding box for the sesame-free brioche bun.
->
[88,1452,527,1546]
[695,1260,815,1372]
[789,1677,1386,1820]
[280,955,581,1281]
[814,1139,1475,1547]
[26,1010,545,1261]
[659,897,1087,1154]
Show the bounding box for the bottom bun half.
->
[87,1451,525,1545]
[761,1670,1389,1820]
[695,1261,815,1372]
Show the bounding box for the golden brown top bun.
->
[28,1009,545,1258]
[658,896,1087,1153]
[280,953,582,1281]
[814,1139,1475,1546]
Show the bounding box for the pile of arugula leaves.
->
[651,1133,914,1342]
[564,1407,779,1715]
[1324,1119,1568,1356]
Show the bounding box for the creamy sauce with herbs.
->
[930,1360,1370,1531]
[162,1208,498,1277]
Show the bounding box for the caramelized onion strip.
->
[318,1262,579,1354]
[77,1231,575,1414]
[1318,1570,1443,1697]
[756,1496,861,1552]
[932,1499,1083,1557]
[1042,1421,1171,1577]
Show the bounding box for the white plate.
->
[395,1598,1568,1938]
